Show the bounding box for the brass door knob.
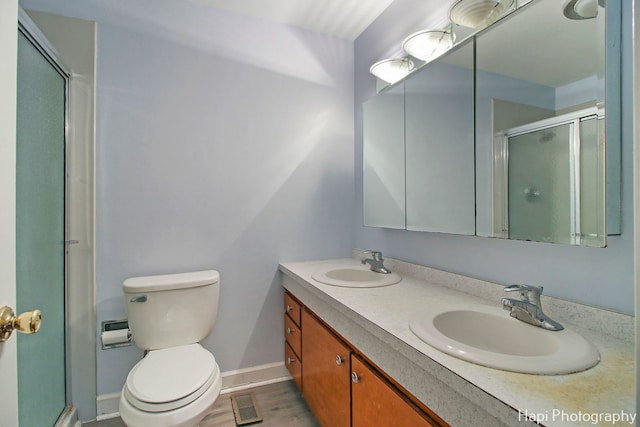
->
[0,306,42,342]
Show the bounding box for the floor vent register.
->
[230,392,263,425]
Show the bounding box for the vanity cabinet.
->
[284,290,446,427]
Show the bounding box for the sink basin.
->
[311,265,401,288]
[409,304,600,374]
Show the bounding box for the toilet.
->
[119,270,222,427]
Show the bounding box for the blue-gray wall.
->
[23,0,355,396]
[354,0,634,315]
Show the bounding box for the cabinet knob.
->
[287,357,296,365]
[351,372,359,384]
[286,327,295,334]
[335,355,343,365]
[286,305,292,313]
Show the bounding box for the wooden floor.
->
[86,380,319,427]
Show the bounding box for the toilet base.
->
[119,372,222,427]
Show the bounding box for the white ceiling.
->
[186,0,397,40]
[185,0,602,88]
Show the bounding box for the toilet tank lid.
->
[123,270,219,293]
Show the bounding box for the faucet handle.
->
[504,284,543,292]
[503,284,543,301]
[362,250,383,261]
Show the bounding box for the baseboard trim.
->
[95,362,292,420]
[96,392,121,421]
[221,361,290,392]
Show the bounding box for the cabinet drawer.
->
[284,292,301,326]
[285,314,301,357]
[285,342,302,391]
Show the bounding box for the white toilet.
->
[119,270,222,427]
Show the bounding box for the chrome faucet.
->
[501,284,563,331]
[361,250,391,274]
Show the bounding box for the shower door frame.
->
[15,9,98,423]
[4,2,99,425]
[493,107,600,245]
[17,11,75,426]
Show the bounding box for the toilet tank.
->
[123,270,220,350]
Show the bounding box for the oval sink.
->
[312,265,401,288]
[409,304,600,374]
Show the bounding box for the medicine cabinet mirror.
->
[405,39,474,233]
[363,0,620,247]
[475,0,619,247]
[363,39,474,233]
[363,82,405,229]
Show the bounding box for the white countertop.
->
[279,257,635,427]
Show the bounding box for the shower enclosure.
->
[16,21,69,427]
[493,108,606,247]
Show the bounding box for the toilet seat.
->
[124,344,219,413]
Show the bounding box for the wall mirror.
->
[363,39,475,233]
[405,39,474,233]
[475,0,620,247]
[363,0,620,245]
[363,82,405,229]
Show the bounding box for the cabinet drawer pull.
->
[335,355,343,365]
[351,372,359,384]
[287,357,296,365]
[287,327,296,334]
[286,305,292,313]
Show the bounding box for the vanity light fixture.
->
[448,0,515,29]
[402,29,455,63]
[562,0,605,20]
[369,57,415,84]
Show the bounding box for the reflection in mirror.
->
[363,82,405,228]
[405,39,475,234]
[475,0,613,246]
[493,109,605,245]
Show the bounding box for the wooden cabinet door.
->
[352,355,438,427]
[301,310,350,427]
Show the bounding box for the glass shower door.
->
[507,123,574,244]
[16,29,67,426]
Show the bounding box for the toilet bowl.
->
[119,271,222,427]
[119,344,222,427]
